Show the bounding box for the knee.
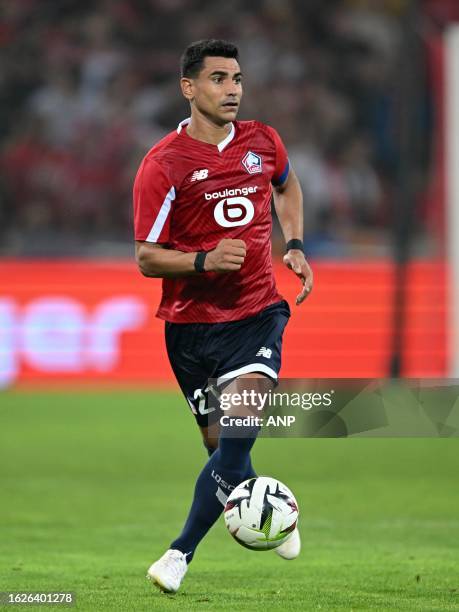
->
[203,441,217,457]
[200,424,219,456]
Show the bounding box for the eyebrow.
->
[209,71,243,78]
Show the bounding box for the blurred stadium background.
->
[1,0,458,388]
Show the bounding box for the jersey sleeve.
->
[133,158,176,243]
[267,126,290,187]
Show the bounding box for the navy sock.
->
[171,430,258,562]
[204,441,257,476]
[245,456,257,478]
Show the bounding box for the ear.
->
[180,77,194,101]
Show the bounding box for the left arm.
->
[273,168,313,305]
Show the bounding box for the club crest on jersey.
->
[242,151,262,175]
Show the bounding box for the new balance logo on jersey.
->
[256,347,272,358]
[191,169,209,181]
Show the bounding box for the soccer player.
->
[133,39,313,593]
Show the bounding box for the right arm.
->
[133,157,245,278]
[135,239,246,278]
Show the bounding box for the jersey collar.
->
[176,117,235,152]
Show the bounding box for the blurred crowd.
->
[0,0,452,257]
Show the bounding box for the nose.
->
[226,82,240,97]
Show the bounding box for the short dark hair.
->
[180,39,239,78]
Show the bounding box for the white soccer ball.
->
[223,476,299,550]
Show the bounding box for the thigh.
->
[165,300,290,430]
[202,301,290,428]
[201,372,275,449]
[165,321,217,428]
[213,300,291,384]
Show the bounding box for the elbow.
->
[138,263,157,278]
[136,248,161,278]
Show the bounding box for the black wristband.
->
[286,239,304,253]
[194,251,207,273]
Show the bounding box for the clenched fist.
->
[205,239,246,273]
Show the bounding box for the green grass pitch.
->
[1,391,458,611]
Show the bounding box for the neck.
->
[186,109,232,146]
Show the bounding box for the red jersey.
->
[133,118,290,323]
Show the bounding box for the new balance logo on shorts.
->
[256,346,272,358]
[191,169,209,181]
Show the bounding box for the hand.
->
[283,249,313,305]
[205,239,246,273]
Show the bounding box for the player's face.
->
[183,56,243,126]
